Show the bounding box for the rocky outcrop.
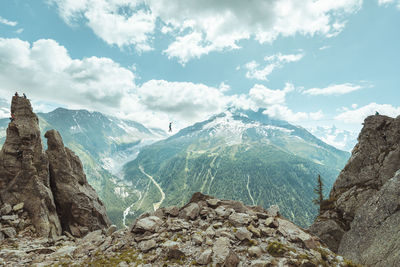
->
[0,96,109,239]
[0,96,61,238]
[0,192,353,266]
[45,129,110,237]
[310,114,400,266]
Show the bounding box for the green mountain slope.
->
[123,109,350,227]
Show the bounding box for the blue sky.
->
[0,0,399,142]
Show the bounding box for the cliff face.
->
[310,114,400,266]
[0,96,61,238]
[0,96,109,238]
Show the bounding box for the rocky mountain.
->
[310,114,400,266]
[0,96,110,239]
[123,109,350,228]
[308,126,358,152]
[0,106,166,228]
[0,192,357,266]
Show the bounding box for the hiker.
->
[169,122,172,132]
[14,92,18,97]
[9,113,15,122]
[375,111,380,115]
[23,93,27,99]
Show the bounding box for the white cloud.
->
[245,52,304,80]
[0,38,135,113]
[303,83,363,96]
[49,0,155,52]
[249,83,294,107]
[247,83,323,123]
[263,105,309,122]
[136,80,229,123]
[378,0,400,8]
[335,103,400,124]
[0,37,329,130]
[319,45,331,50]
[50,0,363,63]
[0,16,17,27]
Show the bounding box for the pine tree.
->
[312,174,324,214]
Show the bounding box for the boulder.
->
[197,249,212,265]
[133,216,163,232]
[45,129,110,237]
[224,250,240,267]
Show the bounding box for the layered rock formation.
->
[310,114,400,266]
[0,96,109,239]
[0,192,353,266]
[45,129,110,237]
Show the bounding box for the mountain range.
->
[122,109,350,227]
[0,103,350,228]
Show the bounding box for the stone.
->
[205,226,215,237]
[265,217,278,228]
[250,260,271,267]
[181,203,200,220]
[134,216,163,232]
[248,224,261,238]
[166,248,185,260]
[2,227,17,238]
[12,202,24,212]
[248,246,262,257]
[106,225,117,236]
[138,239,157,252]
[215,206,229,217]
[0,203,12,215]
[162,240,180,249]
[206,198,220,208]
[224,250,240,267]
[192,233,204,245]
[45,129,110,237]
[213,237,231,263]
[165,206,179,217]
[235,227,252,241]
[2,214,18,221]
[0,231,4,242]
[229,212,252,226]
[197,249,212,265]
[267,205,280,217]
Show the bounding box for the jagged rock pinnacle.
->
[45,129,110,237]
[0,96,110,239]
[0,95,62,238]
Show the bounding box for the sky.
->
[0,0,399,137]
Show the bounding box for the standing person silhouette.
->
[169,122,172,132]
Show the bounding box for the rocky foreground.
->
[0,192,359,267]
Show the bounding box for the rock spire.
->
[0,96,110,238]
